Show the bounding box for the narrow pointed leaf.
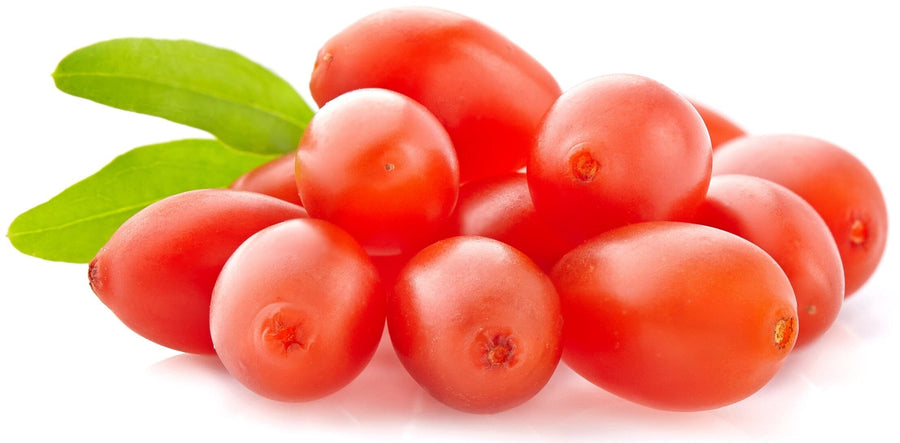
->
[53,38,313,154]
[7,139,276,263]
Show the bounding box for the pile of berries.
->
[87,7,887,413]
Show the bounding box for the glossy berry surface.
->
[229,151,302,206]
[693,174,844,345]
[449,172,573,272]
[552,222,798,411]
[310,6,561,182]
[713,134,888,297]
[689,100,746,149]
[528,74,712,243]
[296,88,459,256]
[88,189,308,354]
[210,218,384,401]
[388,236,563,413]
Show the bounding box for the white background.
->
[2,1,898,441]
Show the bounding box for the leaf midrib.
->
[54,71,309,130]
[9,199,159,238]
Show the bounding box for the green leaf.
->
[53,38,313,154]
[7,139,276,263]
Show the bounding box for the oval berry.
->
[88,189,308,354]
[553,222,798,411]
[296,88,459,256]
[388,236,563,413]
[210,219,384,401]
[310,7,561,182]
[713,134,888,297]
[528,74,712,243]
[693,174,844,345]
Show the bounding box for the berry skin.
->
[230,151,302,206]
[210,218,384,401]
[713,134,888,297]
[310,6,561,182]
[553,222,798,411]
[88,189,307,354]
[692,174,844,346]
[296,88,459,256]
[388,236,563,413]
[528,74,712,244]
